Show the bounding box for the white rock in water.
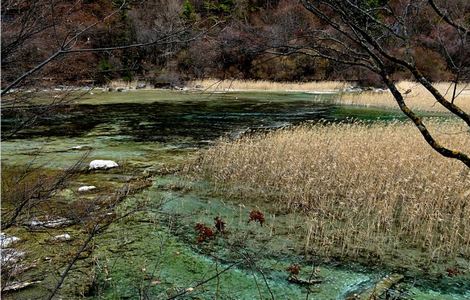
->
[78,185,96,192]
[373,88,389,93]
[0,233,20,248]
[71,145,92,151]
[52,234,72,242]
[89,160,119,170]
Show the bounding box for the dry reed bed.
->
[189,79,470,113]
[188,79,345,92]
[194,120,470,262]
[339,81,470,113]
[108,78,470,113]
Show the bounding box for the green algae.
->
[86,175,470,299]
[88,183,373,300]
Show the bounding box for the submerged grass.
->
[193,120,470,264]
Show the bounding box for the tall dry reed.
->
[188,79,346,92]
[189,79,470,113]
[194,120,470,263]
[338,81,470,113]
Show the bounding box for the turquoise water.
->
[1,91,468,299]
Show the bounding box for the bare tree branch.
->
[299,0,470,167]
[428,0,469,35]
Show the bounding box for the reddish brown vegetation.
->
[248,210,265,226]
[446,267,462,277]
[214,216,226,233]
[195,223,215,243]
[286,264,301,277]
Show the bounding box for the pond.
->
[1,90,467,299]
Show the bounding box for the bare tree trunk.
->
[295,0,470,168]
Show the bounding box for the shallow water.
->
[2,91,468,299]
[98,176,468,299]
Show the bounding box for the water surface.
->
[2,91,467,299]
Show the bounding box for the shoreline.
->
[3,80,469,114]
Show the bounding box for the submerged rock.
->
[373,88,389,93]
[78,185,96,192]
[8,262,37,277]
[344,86,363,93]
[287,275,323,285]
[1,248,26,266]
[355,273,404,300]
[24,217,73,229]
[89,160,119,170]
[52,233,72,242]
[1,233,20,248]
[2,280,42,292]
[70,145,92,150]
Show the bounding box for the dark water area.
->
[1,100,336,144]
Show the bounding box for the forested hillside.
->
[2,0,469,87]
[2,1,470,298]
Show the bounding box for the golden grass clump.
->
[107,79,144,89]
[188,79,346,92]
[194,120,470,262]
[339,81,470,113]
[190,79,470,113]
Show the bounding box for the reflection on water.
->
[2,97,336,146]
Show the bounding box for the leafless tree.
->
[1,0,216,140]
[275,0,470,167]
[0,0,218,221]
[0,1,215,298]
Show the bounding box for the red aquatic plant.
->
[248,209,265,226]
[195,223,214,243]
[286,264,301,277]
[446,267,462,277]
